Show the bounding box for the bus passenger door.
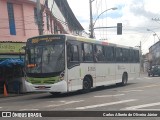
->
[66,42,81,91]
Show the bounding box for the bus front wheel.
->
[82,77,92,93]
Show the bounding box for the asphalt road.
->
[0,74,160,120]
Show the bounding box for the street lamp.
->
[93,7,117,28]
[89,0,117,38]
[147,29,160,41]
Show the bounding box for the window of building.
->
[7,3,16,35]
[34,7,38,24]
[46,13,50,30]
[82,43,94,62]
[45,0,48,8]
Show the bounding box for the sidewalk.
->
[0,92,43,98]
[0,92,26,98]
[140,72,148,77]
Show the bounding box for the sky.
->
[67,0,160,54]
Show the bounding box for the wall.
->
[0,0,39,42]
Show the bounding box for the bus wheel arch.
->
[121,72,128,86]
[82,75,93,93]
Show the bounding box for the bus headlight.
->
[59,71,65,81]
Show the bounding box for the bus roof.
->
[65,34,139,50]
[27,34,139,50]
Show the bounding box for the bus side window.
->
[67,43,79,62]
[71,45,79,62]
[122,48,129,62]
[83,43,94,62]
[129,49,134,63]
[95,45,105,62]
[116,47,123,62]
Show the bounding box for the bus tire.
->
[121,73,128,86]
[82,77,92,93]
[50,92,61,96]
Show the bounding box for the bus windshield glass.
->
[26,42,65,74]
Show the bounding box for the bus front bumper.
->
[25,80,68,92]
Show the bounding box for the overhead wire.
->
[104,0,107,39]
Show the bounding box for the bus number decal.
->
[88,67,96,71]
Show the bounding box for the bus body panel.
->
[95,63,116,86]
[116,63,129,82]
[67,66,82,91]
[67,63,96,91]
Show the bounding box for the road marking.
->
[138,84,160,89]
[132,109,160,111]
[120,90,144,93]
[76,99,137,110]
[48,100,66,103]
[94,94,125,98]
[19,109,39,111]
[119,84,160,93]
[46,100,84,108]
[144,77,152,79]
[122,102,160,110]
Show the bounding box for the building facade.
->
[149,40,160,67]
[0,0,84,43]
[0,0,84,94]
[0,0,84,59]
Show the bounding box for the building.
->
[0,0,84,93]
[149,40,160,67]
[0,0,84,42]
[143,53,150,73]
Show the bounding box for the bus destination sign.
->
[31,36,61,44]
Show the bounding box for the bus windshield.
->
[26,43,65,74]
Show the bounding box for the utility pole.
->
[37,0,43,35]
[89,0,94,38]
[139,41,143,73]
[136,41,143,74]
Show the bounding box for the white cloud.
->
[67,0,160,54]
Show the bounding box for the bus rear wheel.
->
[121,73,128,86]
[82,77,91,93]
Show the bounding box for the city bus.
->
[24,34,140,94]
